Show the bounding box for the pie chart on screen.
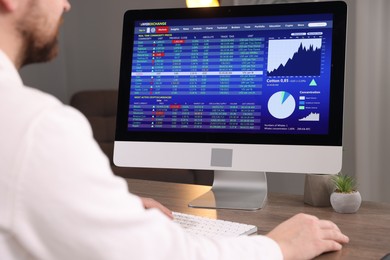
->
[268,91,296,119]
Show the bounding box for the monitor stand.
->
[189,170,267,210]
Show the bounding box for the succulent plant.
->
[331,173,357,193]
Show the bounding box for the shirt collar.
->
[0,49,24,87]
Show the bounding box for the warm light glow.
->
[186,0,220,8]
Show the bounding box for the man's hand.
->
[140,197,173,220]
[266,213,349,260]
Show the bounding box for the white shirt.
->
[0,50,283,260]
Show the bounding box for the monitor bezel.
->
[115,1,347,146]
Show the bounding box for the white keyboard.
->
[173,211,257,238]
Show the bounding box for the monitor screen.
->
[129,15,332,136]
[114,2,347,210]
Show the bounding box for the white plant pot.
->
[330,191,362,213]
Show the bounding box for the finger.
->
[319,240,343,253]
[320,229,350,244]
[155,202,174,219]
[140,197,153,208]
[142,198,173,219]
[318,220,341,232]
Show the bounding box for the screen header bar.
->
[135,21,333,34]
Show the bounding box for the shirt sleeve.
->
[13,104,283,260]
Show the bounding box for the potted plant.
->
[330,173,362,213]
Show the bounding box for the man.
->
[0,0,349,259]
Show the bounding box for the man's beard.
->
[18,17,62,67]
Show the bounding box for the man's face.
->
[17,0,71,66]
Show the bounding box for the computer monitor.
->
[114,1,347,210]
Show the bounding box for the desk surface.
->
[126,178,390,260]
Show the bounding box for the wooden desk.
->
[126,179,390,260]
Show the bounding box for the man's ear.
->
[0,0,18,12]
